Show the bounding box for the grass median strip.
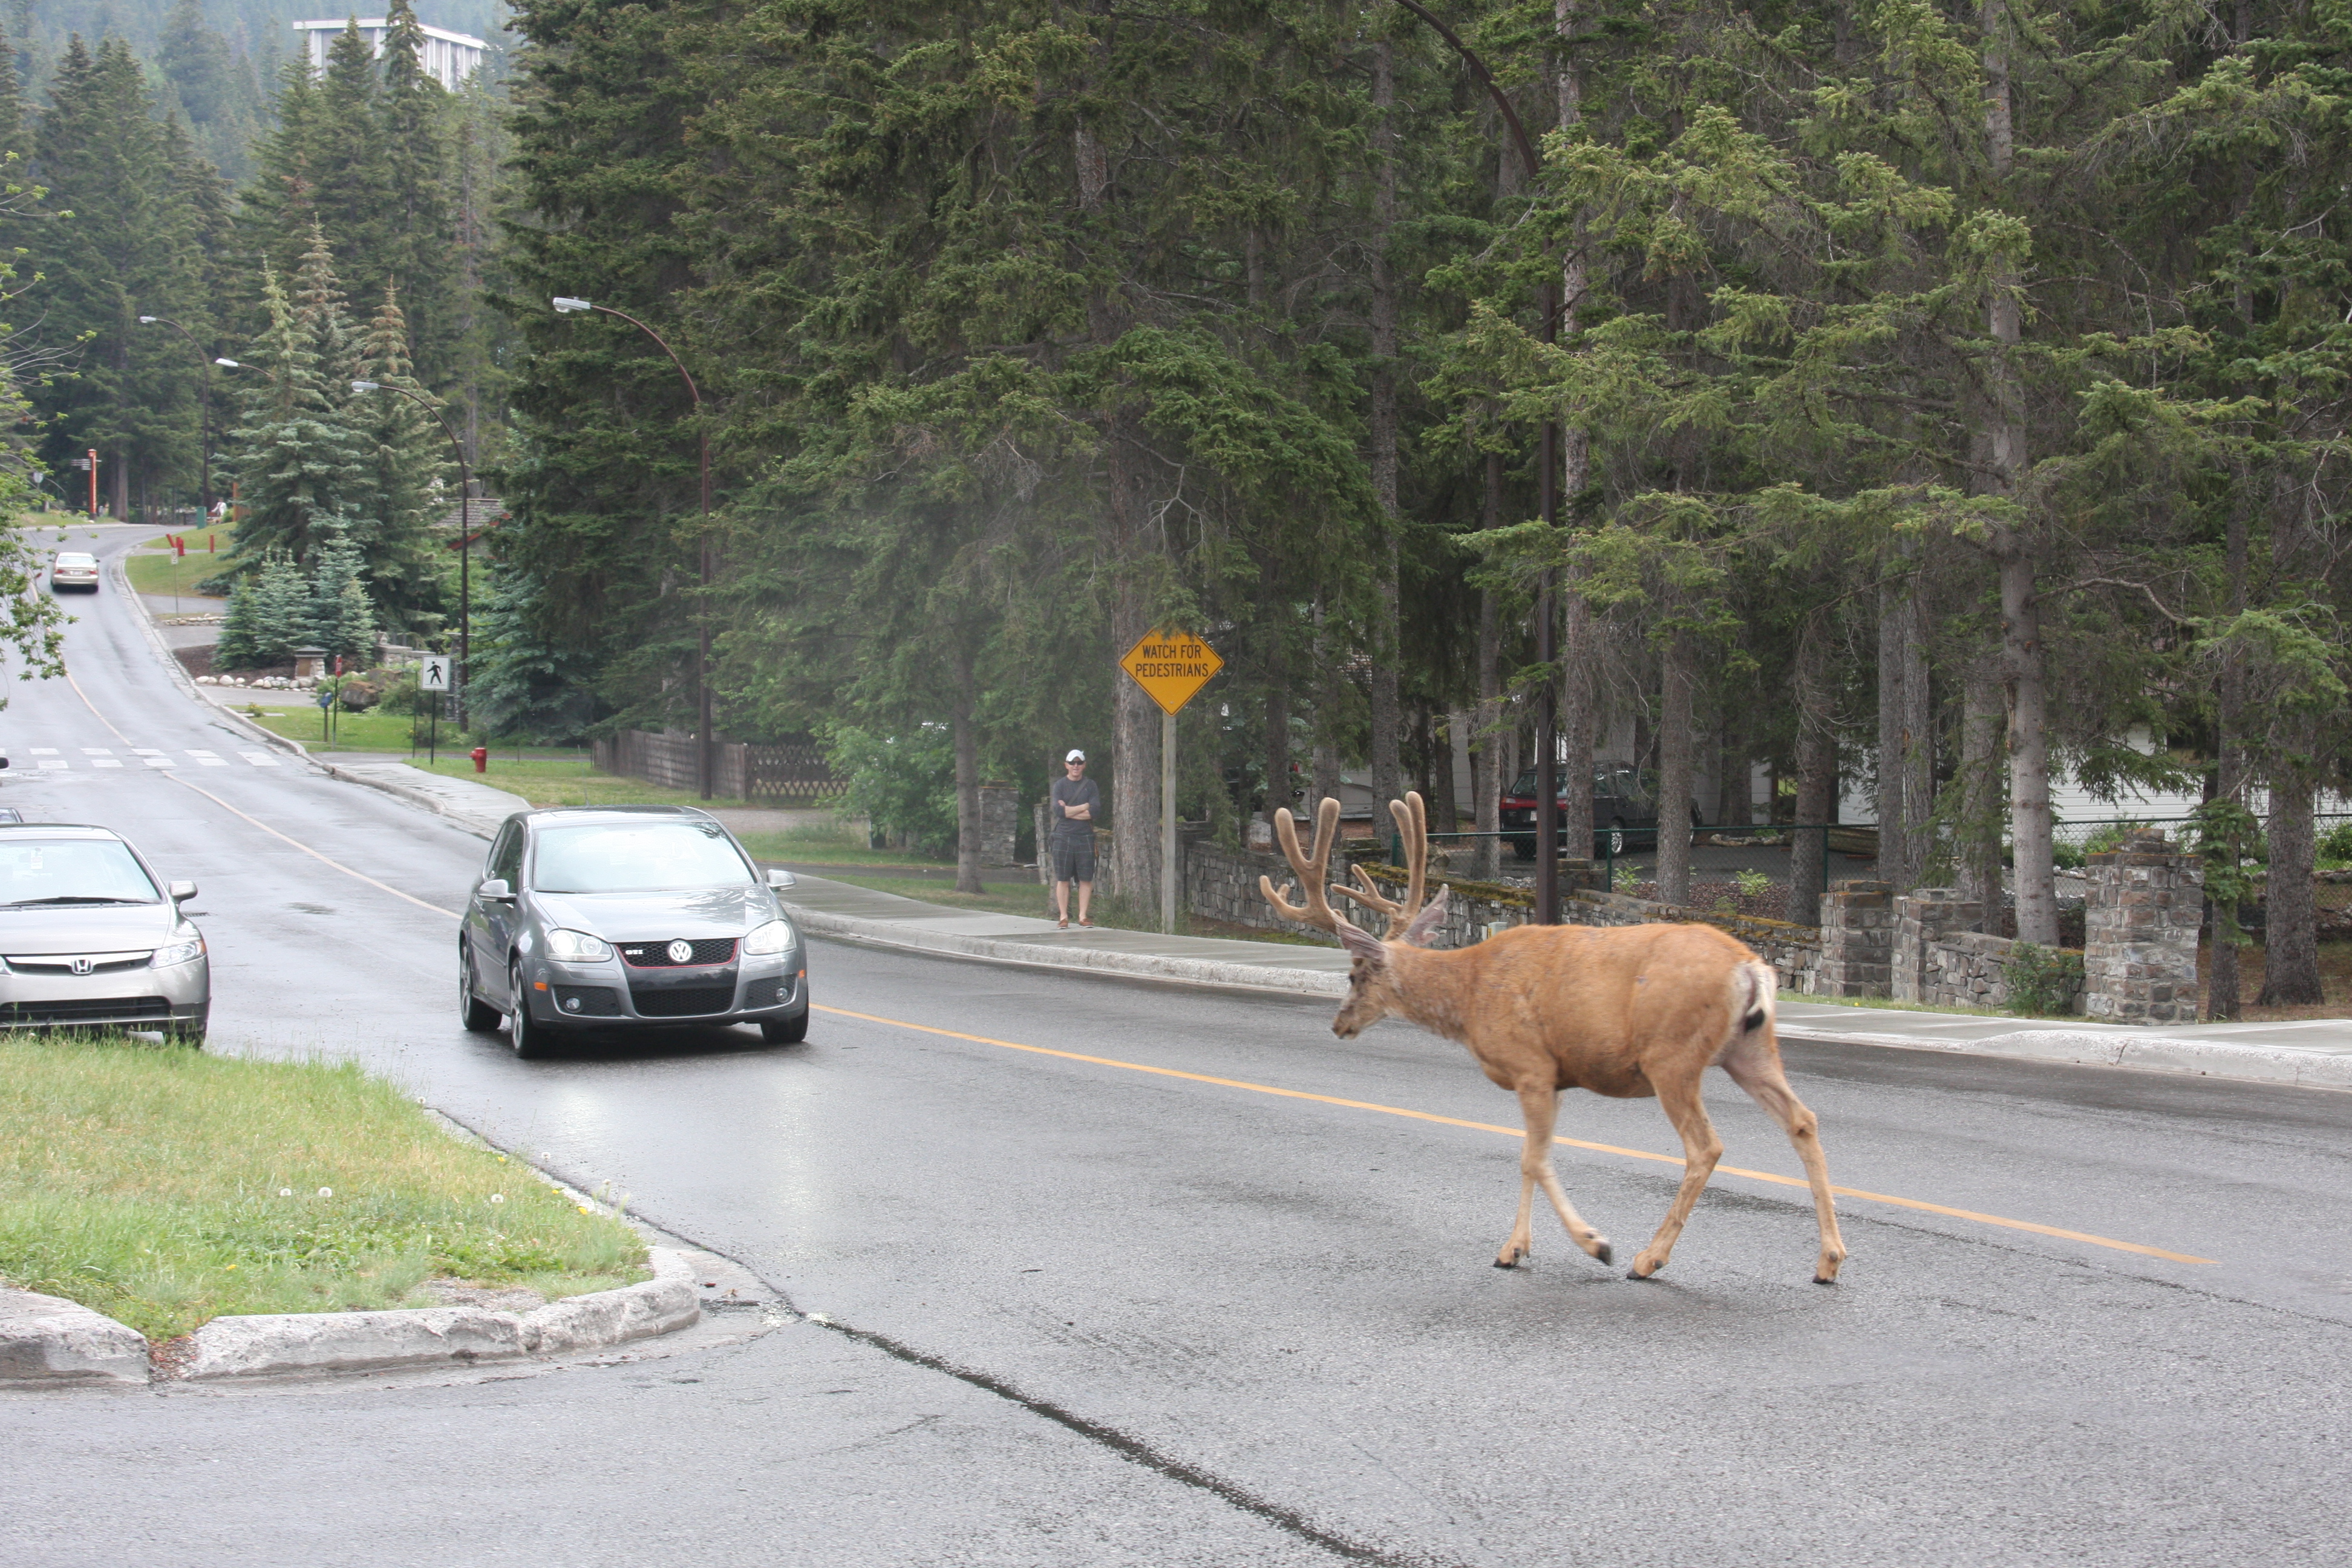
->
[0,1034,647,1341]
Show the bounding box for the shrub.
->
[2002,941,2084,1017]
[1734,867,1771,900]
[2319,820,2352,865]
[373,666,420,717]
[822,720,956,856]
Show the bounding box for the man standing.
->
[1049,749,1100,928]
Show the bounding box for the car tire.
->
[760,1011,808,1045]
[1509,837,1535,861]
[508,961,557,1059]
[169,1010,207,1049]
[459,944,501,1033]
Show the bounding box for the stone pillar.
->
[1893,887,1982,1003]
[2083,830,2201,1025]
[1817,880,1893,998]
[977,783,1018,866]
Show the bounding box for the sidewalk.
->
[319,753,529,840]
[775,873,2352,1092]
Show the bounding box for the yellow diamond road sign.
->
[1120,629,1223,716]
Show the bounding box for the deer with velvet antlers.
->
[1264,792,1846,1284]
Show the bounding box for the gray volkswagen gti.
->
[0,823,209,1044]
[459,806,808,1056]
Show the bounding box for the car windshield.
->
[529,820,753,894]
[54,554,93,566]
[0,839,160,906]
[1507,768,1632,797]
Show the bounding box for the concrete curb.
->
[790,900,2351,1093]
[784,903,1350,1000]
[0,1288,153,1385]
[0,1250,701,1387]
[168,1249,700,1382]
[1774,1022,2352,1091]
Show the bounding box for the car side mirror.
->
[168,881,197,902]
[477,878,515,902]
[0,755,10,768]
[765,867,797,889]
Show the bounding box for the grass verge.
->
[123,548,231,600]
[406,754,767,810]
[800,867,1330,944]
[0,1033,647,1341]
[737,819,953,870]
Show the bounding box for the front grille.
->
[618,937,737,969]
[6,955,155,976]
[552,985,623,1018]
[630,984,735,1018]
[0,996,172,1025]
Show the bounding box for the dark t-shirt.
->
[1050,776,1101,842]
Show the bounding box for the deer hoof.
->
[1493,1244,1528,1269]
[1591,1241,1613,1267]
[1812,1275,1837,1285]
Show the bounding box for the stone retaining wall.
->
[2083,831,2201,1025]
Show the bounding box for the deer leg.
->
[1495,1085,1612,1269]
[1722,1043,1848,1284]
[1627,1070,1722,1279]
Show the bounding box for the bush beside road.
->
[0,1034,647,1341]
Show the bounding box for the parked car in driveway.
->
[48,552,99,593]
[1500,765,1704,858]
[0,823,207,1044]
[459,805,809,1056]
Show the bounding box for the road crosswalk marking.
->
[5,747,287,771]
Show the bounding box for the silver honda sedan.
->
[0,824,209,1044]
[458,805,808,1057]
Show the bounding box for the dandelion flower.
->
[279,1188,292,1198]
[578,1204,590,1214]
[318,1187,333,1198]
[489,1193,505,1204]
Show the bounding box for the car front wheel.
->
[508,961,557,1059]
[460,944,501,1033]
[760,1011,808,1045]
[169,1009,207,1049]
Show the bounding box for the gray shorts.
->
[1050,837,1096,884]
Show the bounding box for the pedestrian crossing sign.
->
[420,656,451,692]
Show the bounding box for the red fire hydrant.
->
[470,746,488,774]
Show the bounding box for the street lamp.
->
[136,315,230,522]
[549,295,715,800]
[351,379,479,729]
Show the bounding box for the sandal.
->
[1079,918,1094,927]
[1056,917,1069,929]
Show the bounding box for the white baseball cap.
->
[1065,749,1085,763]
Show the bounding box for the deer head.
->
[1259,791,1451,1037]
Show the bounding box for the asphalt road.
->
[6,528,2352,1567]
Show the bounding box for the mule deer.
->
[1263,792,1846,1283]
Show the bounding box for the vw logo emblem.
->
[666,939,693,964]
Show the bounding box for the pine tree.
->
[350,283,452,632]
[307,521,374,661]
[220,255,372,574]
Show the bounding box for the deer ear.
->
[1335,919,1386,966]
[1402,886,1451,947]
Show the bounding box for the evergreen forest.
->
[7,0,2352,1017]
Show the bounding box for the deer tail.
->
[1734,959,1775,1037]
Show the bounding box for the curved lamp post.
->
[136,315,238,521]
[550,296,715,801]
[352,379,475,728]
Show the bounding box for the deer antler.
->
[1334,792,1429,938]
[1259,797,1344,930]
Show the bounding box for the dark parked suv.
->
[1500,765,1702,858]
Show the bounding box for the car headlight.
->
[743,918,796,956]
[544,929,613,963]
[151,935,206,967]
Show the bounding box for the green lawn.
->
[0,1034,648,1341]
[123,548,231,600]
[803,867,1329,943]
[244,705,420,753]
[406,753,769,809]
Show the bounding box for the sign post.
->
[1117,629,1224,933]
[419,656,451,766]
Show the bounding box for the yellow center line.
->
[814,1003,2218,1266]
[66,670,465,921]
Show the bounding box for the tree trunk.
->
[1261,558,1290,830]
[1472,457,1504,879]
[952,663,983,895]
[1789,633,1836,929]
[1902,581,1933,880]
[2207,499,2250,1018]
[2259,753,2324,1005]
[1365,38,1403,811]
[1875,567,1913,890]
[1955,664,2004,926]
[1553,0,1596,862]
[1656,641,1694,906]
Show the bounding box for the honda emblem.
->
[70,956,93,975]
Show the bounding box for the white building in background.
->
[292,19,486,90]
